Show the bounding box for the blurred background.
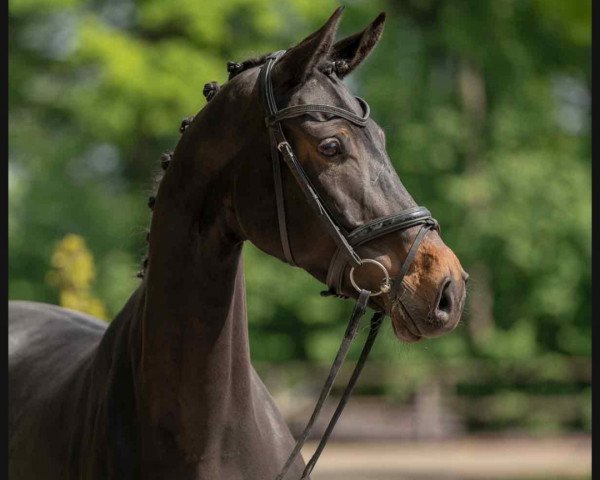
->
[9,0,591,478]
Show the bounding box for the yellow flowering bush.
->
[46,234,108,320]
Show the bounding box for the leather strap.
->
[275,289,371,480]
[347,207,438,245]
[270,127,296,265]
[260,50,286,117]
[267,97,369,126]
[300,311,384,479]
[394,225,431,285]
[275,230,430,480]
[260,51,296,265]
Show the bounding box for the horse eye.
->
[318,138,341,157]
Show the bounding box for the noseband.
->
[259,51,439,479]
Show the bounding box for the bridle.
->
[261,50,439,479]
[259,51,439,479]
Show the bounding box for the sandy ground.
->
[301,435,591,480]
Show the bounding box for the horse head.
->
[217,8,468,342]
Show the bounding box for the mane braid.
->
[137,161,169,279]
[227,53,345,80]
[227,54,269,79]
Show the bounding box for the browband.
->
[267,98,370,126]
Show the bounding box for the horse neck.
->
[136,95,260,466]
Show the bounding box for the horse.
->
[8,8,468,479]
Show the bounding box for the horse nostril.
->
[436,279,453,314]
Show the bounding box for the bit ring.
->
[349,259,391,297]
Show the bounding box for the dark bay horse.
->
[9,8,467,479]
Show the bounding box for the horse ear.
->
[329,12,386,78]
[272,7,344,90]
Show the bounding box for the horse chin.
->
[386,300,423,343]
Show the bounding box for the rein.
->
[259,51,438,479]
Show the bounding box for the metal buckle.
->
[277,141,292,155]
[349,259,391,297]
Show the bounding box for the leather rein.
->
[259,51,439,479]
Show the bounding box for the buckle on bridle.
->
[349,259,391,297]
[277,141,292,156]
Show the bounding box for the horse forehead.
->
[291,74,362,115]
[289,75,384,152]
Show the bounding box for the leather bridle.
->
[259,50,439,479]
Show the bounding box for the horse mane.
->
[226,54,349,79]
[136,54,347,278]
